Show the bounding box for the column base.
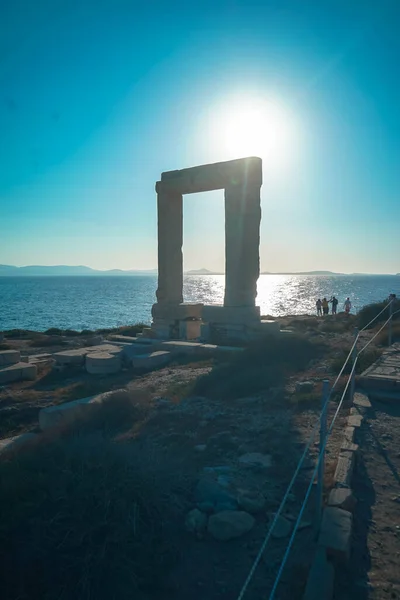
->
[202,305,260,324]
[151,303,204,340]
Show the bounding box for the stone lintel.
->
[202,305,261,324]
[156,157,262,195]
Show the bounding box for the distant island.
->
[0,265,157,277]
[0,265,398,277]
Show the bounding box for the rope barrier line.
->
[358,307,400,355]
[237,304,398,600]
[236,336,358,600]
[268,357,358,600]
[359,299,394,332]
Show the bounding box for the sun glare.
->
[214,96,297,170]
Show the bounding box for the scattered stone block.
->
[0,362,37,384]
[237,490,266,514]
[238,452,272,469]
[158,341,200,354]
[53,348,88,366]
[340,440,359,454]
[0,350,20,366]
[303,548,334,600]
[195,478,238,513]
[334,452,355,488]
[208,510,255,541]
[185,509,208,537]
[86,336,103,346]
[348,414,363,428]
[319,507,352,563]
[0,432,37,455]
[328,488,357,512]
[86,352,121,375]
[108,334,140,343]
[38,389,127,431]
[296,381,315,393]
[270,515,292,539]
[343,427,355,443]
[131,351,171,369]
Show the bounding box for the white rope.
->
[358,308,400,354]
[359,299,394,332]
[237,302,398,600]
[236,335,358,600]
[268,358,358,599]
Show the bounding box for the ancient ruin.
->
[150,156,278,343]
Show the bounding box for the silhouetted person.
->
[330,296,338,315]
[322,298,329,316]
[316,298,322,317]
[344,297,352,314]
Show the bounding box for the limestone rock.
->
[86,352,121,375]
[238,452,272,469]
[185,509,208,537]
[237,490,266,514]
[195,478,237,513]
[270,515,292,539]
[319,507,352,563]
[296,381,315,393]
[0,350,20,366]
[208,511,255,541]
[195,444,207,452]
[328,488,357,513]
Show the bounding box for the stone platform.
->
[358,343,400,395]
[0,350,38,384]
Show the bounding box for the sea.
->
[0,275,398,332]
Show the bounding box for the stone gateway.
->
[149,156,278,343]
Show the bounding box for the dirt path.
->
[335,397,400,600]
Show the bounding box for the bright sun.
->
[215,97,296,170]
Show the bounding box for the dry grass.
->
[0,391,174,600]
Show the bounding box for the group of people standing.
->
[316,296,352,316]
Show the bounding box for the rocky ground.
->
[334,397,400,600]
[0,315,385,599]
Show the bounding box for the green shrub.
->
[4,329,33,339]
[94,323,148,337]
[44,327,63,336]
[330,347,382,375]
[29,336,68,348]
[64,329,80,337]
[357,299,400,330]
[375,322,400,346]
[194,334,322,399]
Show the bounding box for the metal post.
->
[388,300,394,347]
[349,327,358,404]
[316,379,329,534]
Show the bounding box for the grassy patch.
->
[330,346,382,375]
[0,391,174,599]
[318,315,356,334]
[0,342,12,350]
[193,334,323,400]
[96,323,148,337]
[0,434,173,599]
[357,299,400,330]
[29,336,68,348]
[375,322,400,346]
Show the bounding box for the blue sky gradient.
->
[1,0,399,273]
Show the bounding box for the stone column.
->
[224,182,261,307]
[155,189,183,306]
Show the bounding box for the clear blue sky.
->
[1,0,399,273]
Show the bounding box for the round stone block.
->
[86,352,121,375]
